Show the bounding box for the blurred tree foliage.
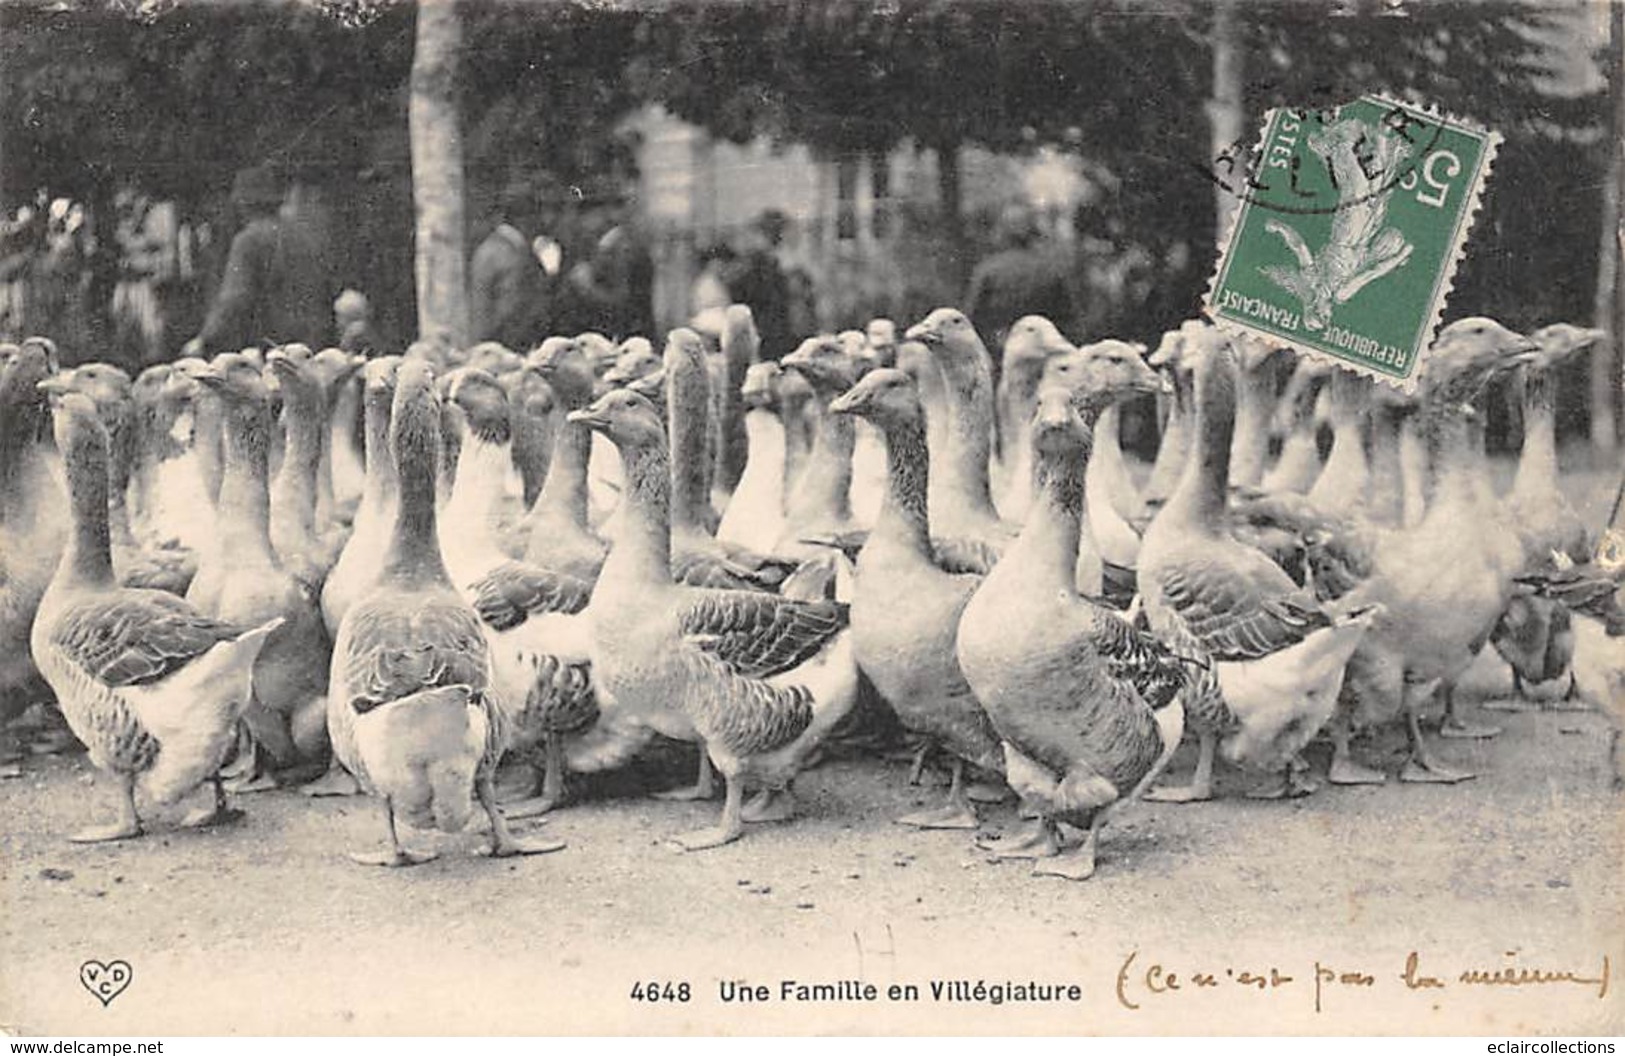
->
[0,0,1611,382]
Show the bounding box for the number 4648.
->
[630,981,691,1002]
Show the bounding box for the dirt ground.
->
[1,649,1620,1037]
[2,458,1622,1037]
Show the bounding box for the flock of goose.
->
[0,304,1620,880]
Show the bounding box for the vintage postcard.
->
[0,0,1621,1042]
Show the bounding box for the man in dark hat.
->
[725,208,794,359]
[184,166,330,355]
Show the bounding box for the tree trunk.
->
[409,0,469,347]
[1207,0,1245,243]
[1591,0,1623,453]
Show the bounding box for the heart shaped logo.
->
[79,960,133,1007]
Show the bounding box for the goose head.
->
[1030,384,1094,461]
[1234,332,1288,375]
[741,361,783,410]
[1529,322,1607,371]
[828,367,924,430]
[362,355,404,409]
[905,308,988,379]
[183,352,273,438]
[604,338,662,387]
[782,335,858,396]
[3,340,57,437]
[627,368,667,405]
[41,388,107,483]
[723,305,761,358]
[663,327,709,377]
[466,341,520,378]
[567,388,665,453]
[528,337,595,410]
[603,335,649,377]
[441,366,511,444]
[266,345,323,417]
[310,346,367,389]
[1045,338,1163,415]
[1422,317,1539,406]
[388,358,443,467]
[506,363,555,419]
[1001,315,1072,383]
[51,362,132,418]
[574,332,618,377]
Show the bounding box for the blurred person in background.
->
[964,202,1081,357]
[184,166,330,356]
[335,288,387,356]
[470,176,554,351]
[566,203,654,340]
[726,208,793,359]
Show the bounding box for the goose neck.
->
[215,404,276,557]
[532,415,591,524]
[1166,366,1233,531]
[1513,370,1558,496]
[605,443,674,585]
[875,416,933,553]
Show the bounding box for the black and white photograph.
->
[0,0,1621,1039]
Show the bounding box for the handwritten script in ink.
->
[1116,950,1610,1014]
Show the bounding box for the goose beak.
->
[565,408,609,431]
[182,362,224,385]
[36,375,73,398]
[828,389,865,416]
[903,322,938,346]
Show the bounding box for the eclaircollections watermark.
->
[1205,94,1499,388]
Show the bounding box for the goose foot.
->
[350,847,438,867]
[479,772,566,857]
[895,802,980,829]
[1400,757,1475,784]
[669,775,744,851]
[1143,729,1215,803]
[1328,757,1388,785]
[223,770,280,794]
[1245,765,1319,800]
[1438,718,1502,740]
[1438,684,1500,738]
[976,818,1059,859]
[0,762,22,780]
[742,788,797,824]
[654,751,716,801]
[70,820,142,843]
[180,778,244,829]
[500,795,560,821]
[1031,825,1098,881]
[484,831,566,857]
[301,763,359,797]
[72,775,141,842]
[179,805,243,829]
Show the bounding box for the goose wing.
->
[468,561,593,631]
[340,601,490,713]
[51,591,246,687]
[678,590,847,678]
[1156,549,1330,661]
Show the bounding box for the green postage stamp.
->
[1205,95,1500,388]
